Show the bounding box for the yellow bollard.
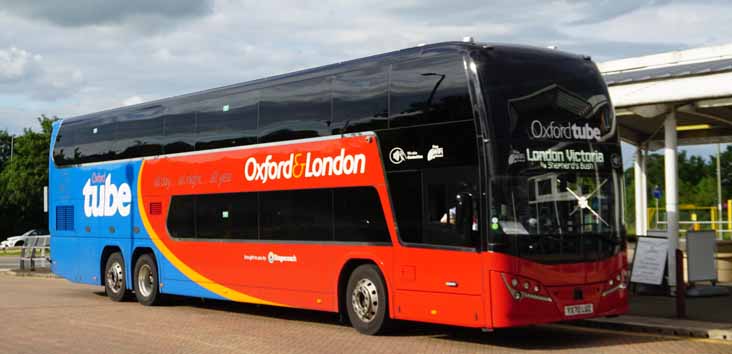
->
[691,213,699,231]
[728,200,732,240]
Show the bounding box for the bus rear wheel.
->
[133,254,161,306]
[104,252,128,302]
[346,264,389,335]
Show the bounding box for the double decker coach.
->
[49,40,628,334]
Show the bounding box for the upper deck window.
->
[259,77,332,143]
[196,91,258,150]
[114,106,164,159]
[389,52,472,128]
[332,66,388,133]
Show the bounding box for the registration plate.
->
[564,304,594,316]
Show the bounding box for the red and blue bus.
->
[49,41,628,334]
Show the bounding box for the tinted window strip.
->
[166,187,391,244]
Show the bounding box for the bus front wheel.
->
[133,254,161,306]
[346,264,389,335]
[104,252,128,302]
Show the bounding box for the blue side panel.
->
[49,120,223,300]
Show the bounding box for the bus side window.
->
[388,171,423,244]
[114,106,164,159]
[168,196,195,238]
[423,167,478,248]
[389,167,478,248]
[389,52,472,128]
[333,187,390,243]
[74,116,117,164]
[196,91,258,150]
[53,122,78,165]
[259,189,333,241]
[259,77,332,143]
[162,112,196,154]
[196,193,258,240]
[332,66,388,134]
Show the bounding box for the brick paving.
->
[0,275,730,354]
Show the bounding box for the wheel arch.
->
[131,247,157,275]
[337,258,391,322]
[99,245,123,286]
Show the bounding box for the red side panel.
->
[138,135,397,310]
[394,290,484,327]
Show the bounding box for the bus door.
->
[388,167,486,327]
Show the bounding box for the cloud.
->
[1,0,731,135]
[0,47,43,82]
[0,47,84,101]
[122,96,145,106]
[566,2,732,46]
[0,105,40,133]
[0,0,213,29]
[566,0,671,25]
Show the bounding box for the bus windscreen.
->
[479,48,624,262]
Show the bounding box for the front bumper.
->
[490,271,629,328]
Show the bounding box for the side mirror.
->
[455,192,473,237]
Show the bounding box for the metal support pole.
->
[728,199,732,239]
[675,248,686,318]
[640,146,648,233]
[717,143,723,237]
[634,148,644,236]
[665,109,679,287]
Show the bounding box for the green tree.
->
[0,116,57,238]
[625,149,728,235]
[0,129,12,171]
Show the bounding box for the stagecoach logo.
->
[244,148,366,184]
[82,173,132,218]
[268,251,297,264]
[508,149,526,165]
[530,120,602,141]
[389,147,424,164]
[243,252,298,264]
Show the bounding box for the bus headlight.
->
[500,273,552,303]
[602,270,628,297]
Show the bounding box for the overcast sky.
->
[1,0,732,160]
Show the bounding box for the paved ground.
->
[0,275,730,354]
[629,286,732,323]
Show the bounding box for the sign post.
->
[630,236,668,285]
[653,185,662,228]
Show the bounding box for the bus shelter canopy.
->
[601,43,732,150]
[598,43,732,288]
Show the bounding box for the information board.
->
[630,236,668,285]
[687,231,718,282]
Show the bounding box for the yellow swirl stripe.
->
[136,161,285,306]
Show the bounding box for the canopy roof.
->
[600,44,732,149]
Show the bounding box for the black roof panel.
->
[63,41,586,123]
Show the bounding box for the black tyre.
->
[104,252,128,301]
[133,254,161,306]
[346,264,390,335]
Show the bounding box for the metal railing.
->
[19,236,50,270]
[653,220,732,240]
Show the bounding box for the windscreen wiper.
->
[566,180,609,227]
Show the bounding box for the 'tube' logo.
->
[530,120,601,141]
[244,148,366,184]
[83,173,132,218]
